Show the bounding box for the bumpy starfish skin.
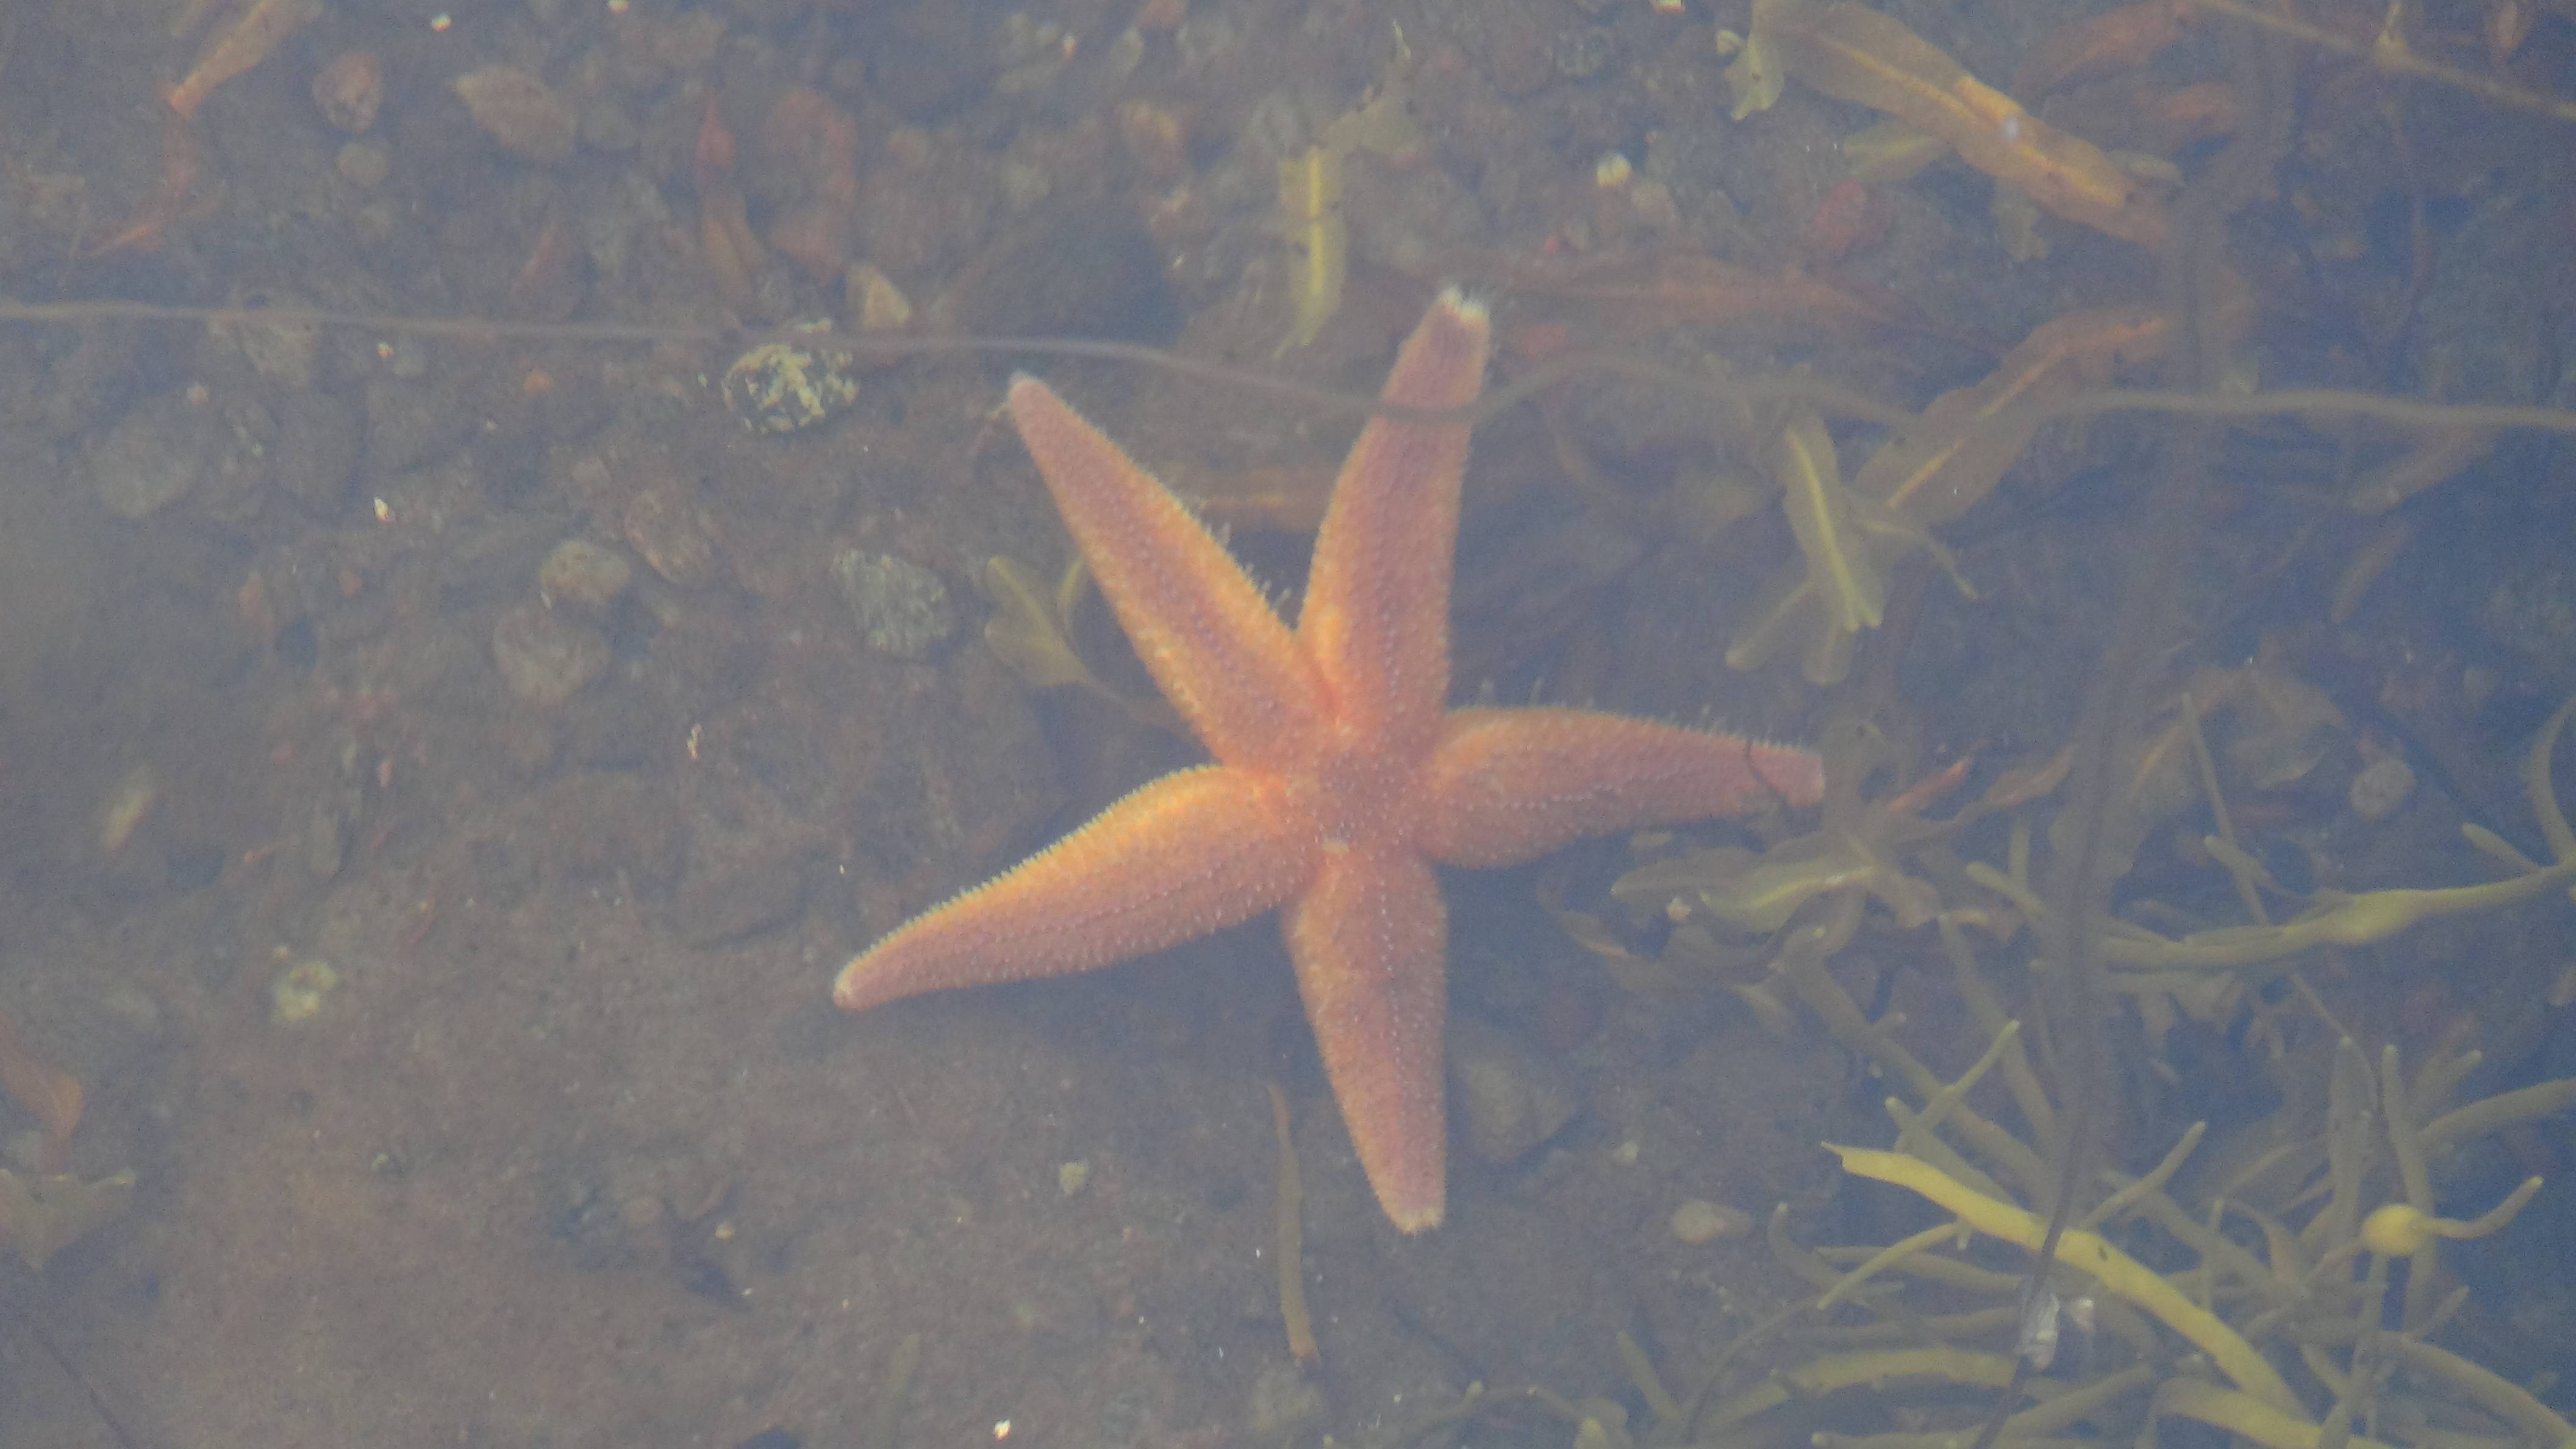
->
[835,291,1825,1231]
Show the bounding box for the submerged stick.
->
[1267,1083,1320,1368]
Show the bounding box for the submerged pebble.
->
[89,391,212,519]
[2347,754,2416,822]
[1447,1014,1578,1165]
[271,959,340,1023]
[313,51,384,134]
[492,603,610,709]
[623,482,718,589]
[453,64,578,163]
[538,538,634,615]
[1669,1198,1753,1245]
[1246,1361,1326,1440]
[722,323,859,433]
[834,549,955,659]
[96,764,161,854]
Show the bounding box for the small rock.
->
[492,602,610,709]
[538,538,634,615]
[1245,1361,1326,1440]
[1447,1014,1579,1166]
[722,323,860,433]
[1669,1198,1753,1245]
[2347,754,2416,822]
[95,763,159,854]
[623,481,718,589]
[271,959,339,1023]
[89,391,212,519]
[213,310,321,390]
[834,549,956,659]
[313,51,385,134]
[453,65,578,163]
[1057,1160,1090,1196]
[847,263,915,332]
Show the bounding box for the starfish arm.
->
[1281,845,1450,1233]
[1008,376,1330,771]
[1418,706,1827,868]
[1297,289,1492,754]
[834,765,1320,1012]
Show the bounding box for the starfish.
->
[835,290,1825,1231]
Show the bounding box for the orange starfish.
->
[835,291,1824,1231]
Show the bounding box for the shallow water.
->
[1,0,2572,1445]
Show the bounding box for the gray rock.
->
[492,603,610,709]
[834,549,956,660]
[1448,1013,1580,1166]
[538,538,634,616]
[89,391,212,520]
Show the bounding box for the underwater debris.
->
[1268,1082,1320,1367]
[1275,146,1347,356]
[1739,0,2169,246]
[693,96,766,313]
[1269,53,1424,356]
[979,555,1100,696]
[1725,412,1968,685]
[1775,1024,2575,1449]
[2070,693,2576,979]
[1721,304,2180,685]
[1858,307,2172,527]
[978,556,1183,734]
[859,1332,920,1449]
[2014,0,2203,98]
[0,1010,133,1270]
[1504,251,1907,345]
[1722,10,1784,119]
[451,64,578,165]
[1551,692,2576,1449]
[0,1010,82,1174]
[167,0,321,118]
[0,1168,136,1273]
[2189,0,2576,124]
[1502,991,2576,1449]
